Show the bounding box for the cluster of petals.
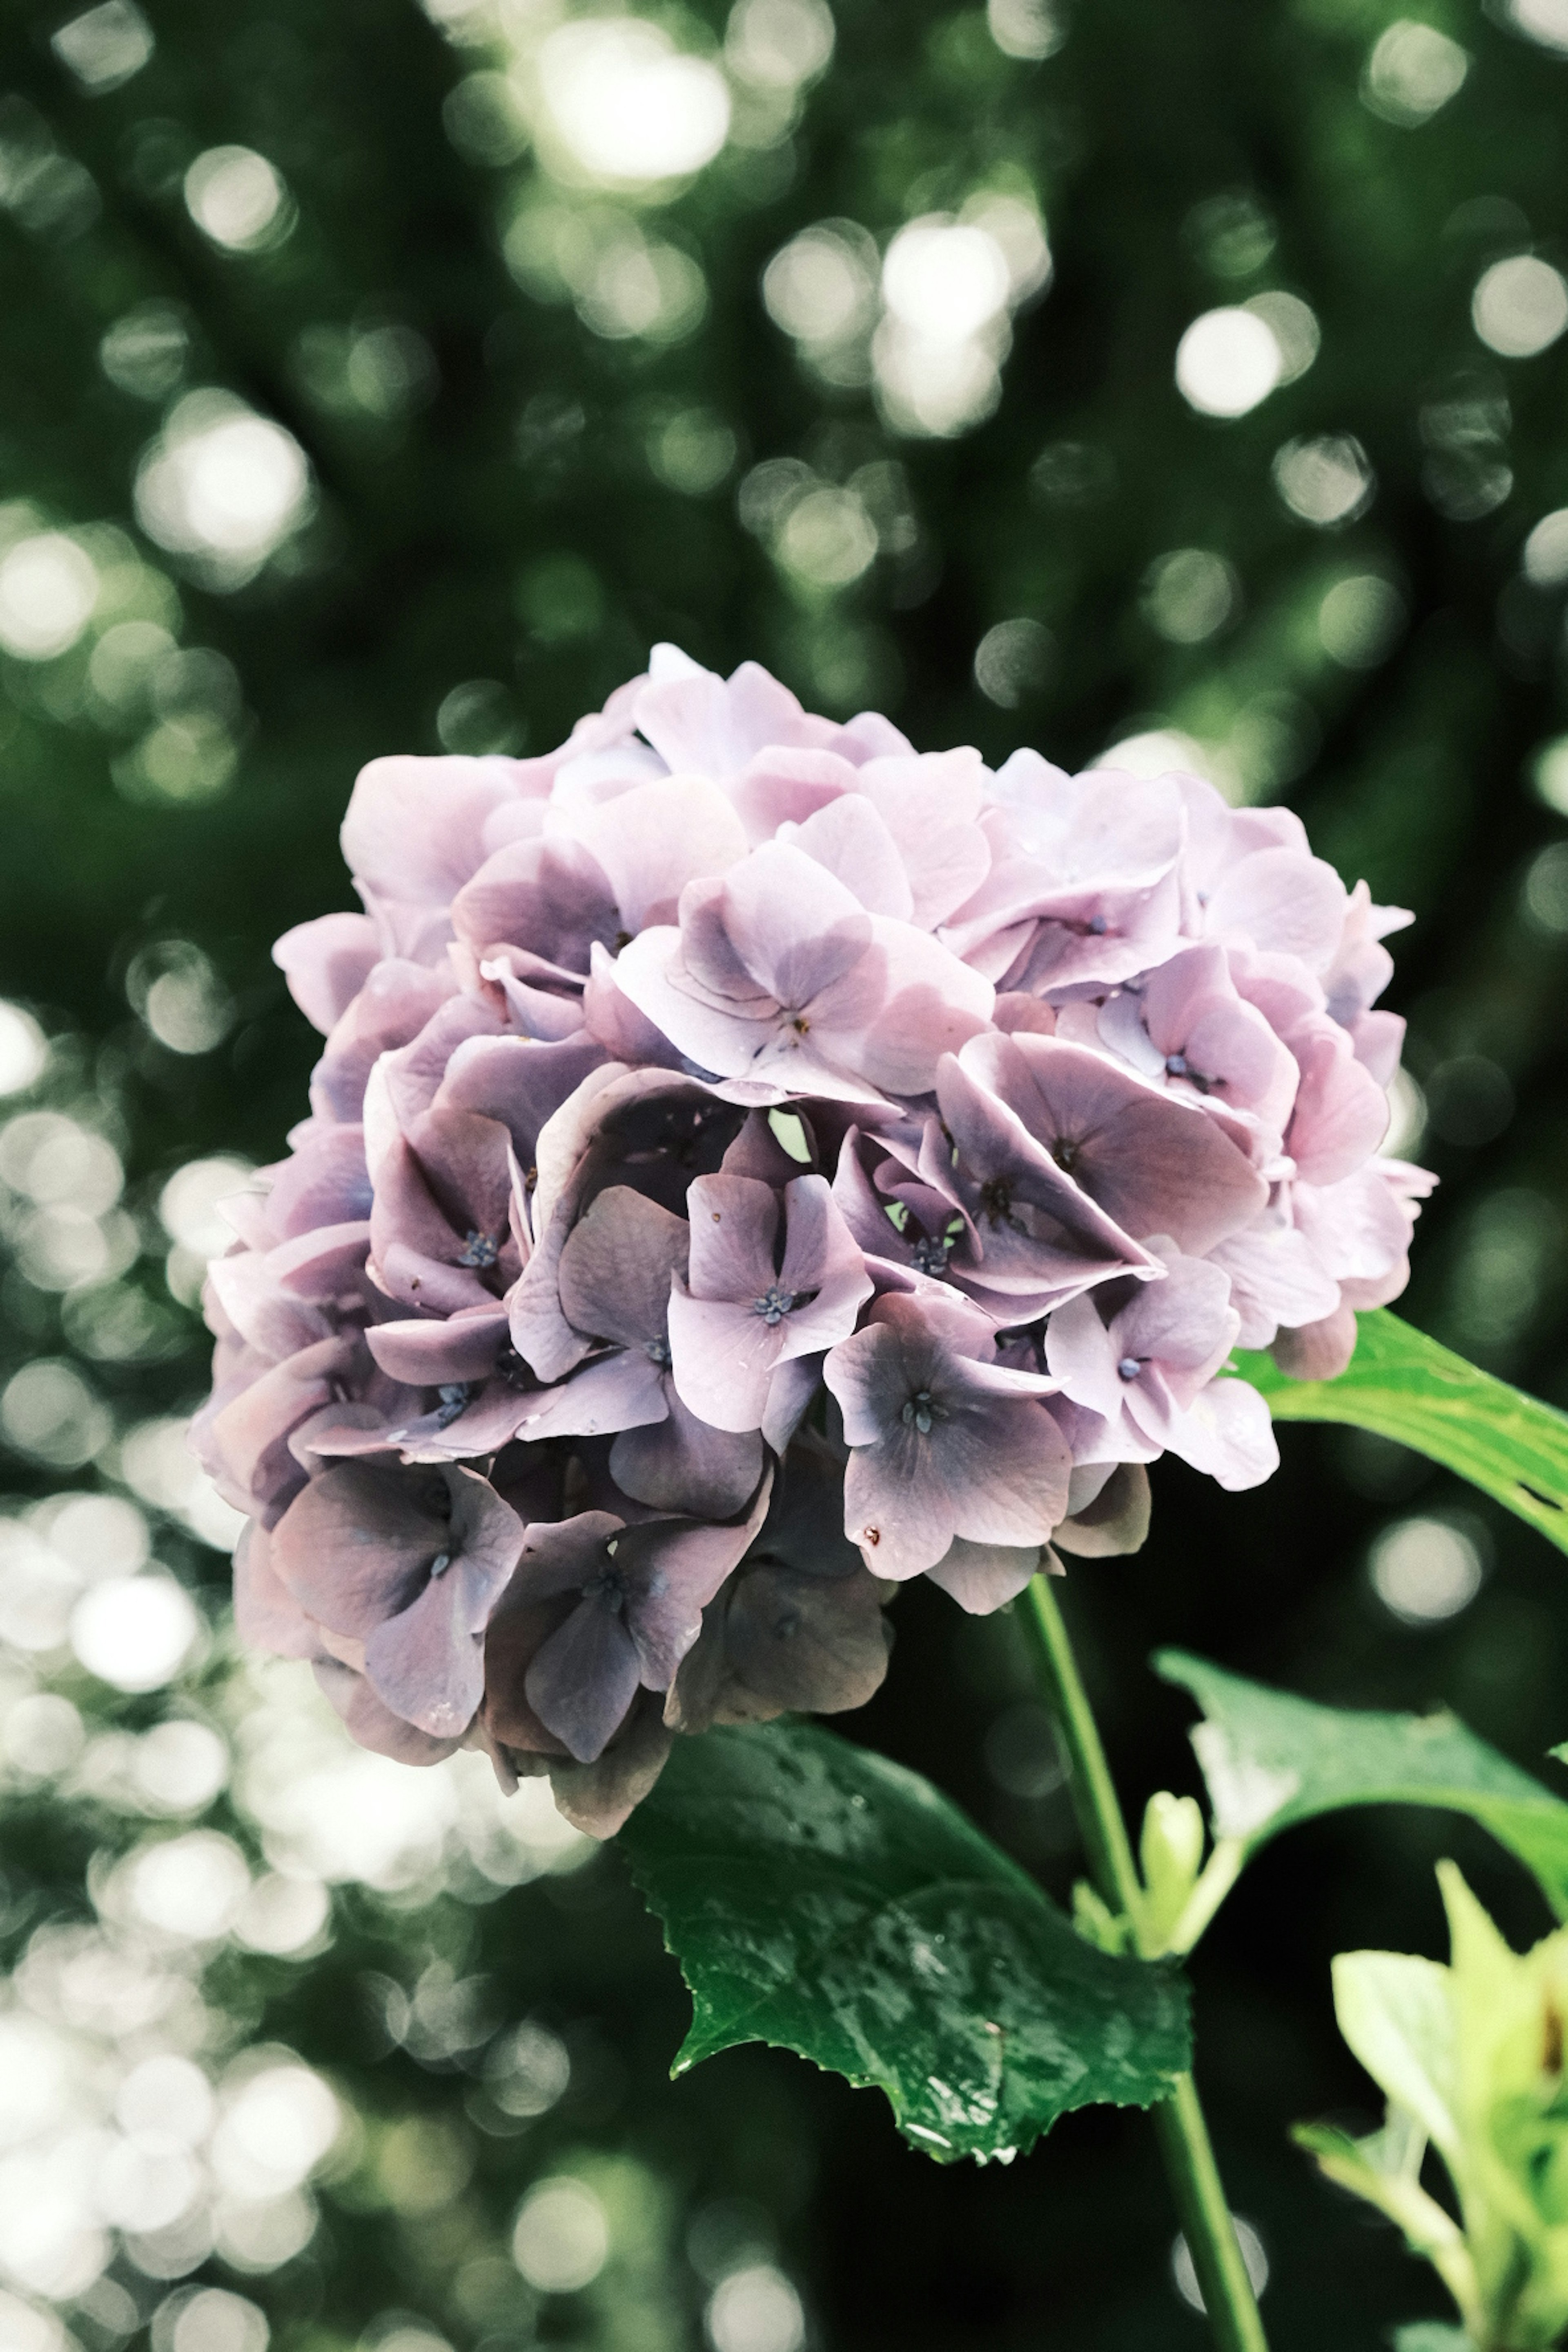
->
[197,647,1432,1833]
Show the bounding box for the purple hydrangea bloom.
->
[198,645,1433,1829]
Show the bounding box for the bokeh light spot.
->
[705,2265,806,2352]
[70,1575,199,1691]
[1361,20,1469,125]
[535,20,730,186]
[1272,434,1376,526]
[1174,308,1282,418]
[1318,574,1405,668]
[0,1002,47,1096]
[1141,548,1239,644]
[512,2177,609,2292]
[1370,1517,1483,1623]
[0,534,97,659]
[51,0,153,93]
[184,149,292,254]
[1473,255,1568,359]
[973,618,1055,707]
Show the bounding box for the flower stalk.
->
[1019,1572,1270,2352]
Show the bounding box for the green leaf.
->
[1233,1310,1568,1556]
[1331,1951,1460,2159]
[1391,2328,1475,2352]
[617,1718,1190,2163]
[1155,1651,1568,1920]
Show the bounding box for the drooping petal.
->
[364,1548,500,1738]
[313,1655,463,1765]
[924,1537,1042,1614]
[525,1598,643,1763]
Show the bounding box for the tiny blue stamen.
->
[644,1338,672,1366]
[1165,1052,1188,1077]
[435,1382,472,1427]
[900,1388,942,1434]
[753,1285,797,1326]
[457,1229,500,1268]
[1087,914,1108,935]
[1117,1356,1143,1382]
[429,1551,453,1578]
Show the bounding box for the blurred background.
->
[0,0,1566,2341]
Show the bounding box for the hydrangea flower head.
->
[198,647,1433,1832]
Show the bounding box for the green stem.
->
[1019,1573,1270,2352]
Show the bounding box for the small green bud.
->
[1138,1791,1206,1948]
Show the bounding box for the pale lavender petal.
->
[341,751,523,922]
[854,748,992,929]
[435,1031,608,1170]
[313,1656,463,1765]
[557,1184,689,1349]
[364,1550,499,1738]
[233,1521,317,1659]
[717,840,873,1007]
[761,1351,822,1452]
[1286,1024,1390,1187]
[1115,1252,1238,1396]
[780,795,914,920]
[776,1175,872,1352]
[1043,1292,1127,1421]
[1204,846,1347,972]
[512,1349,669,1441]
[264,1125,373,1239]
[682,1174,780,1301]
[563,775,749,931]
[610,1384,763,1517]
[811,918,994,1099]
[1053,1463,1152,1557]
[1163,1376,1280,1489]
[273,912,379,1035]
[924,1537,1041,1614]
[543,1692,673,1837]
[1207,1222,1340,1350]
[506,1511,627,1604]
[366,1307,508,1386]
[730,746,860,842]
[1272,1305,1357,1381]
[451,833,619,972]
[525,1601,643,1763]
[666,1289,786,1432]
[958,1032,1267,1257]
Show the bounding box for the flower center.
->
[586,1537,627,1612]
[753,1285,797,1325]
[429,1551,453,1579]
[1164,1052,1188,1077]
[1117,1355,1143,1382]
[457,1229,500,1268]
[1052,1138,1079,1173]
[900,1388,945,1434]
[909,1232,953,1277]
[495,1343,532,1391]
[979,1177,1018,1229]
[435,1383,472,1427]
[644,1337,672,1366]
